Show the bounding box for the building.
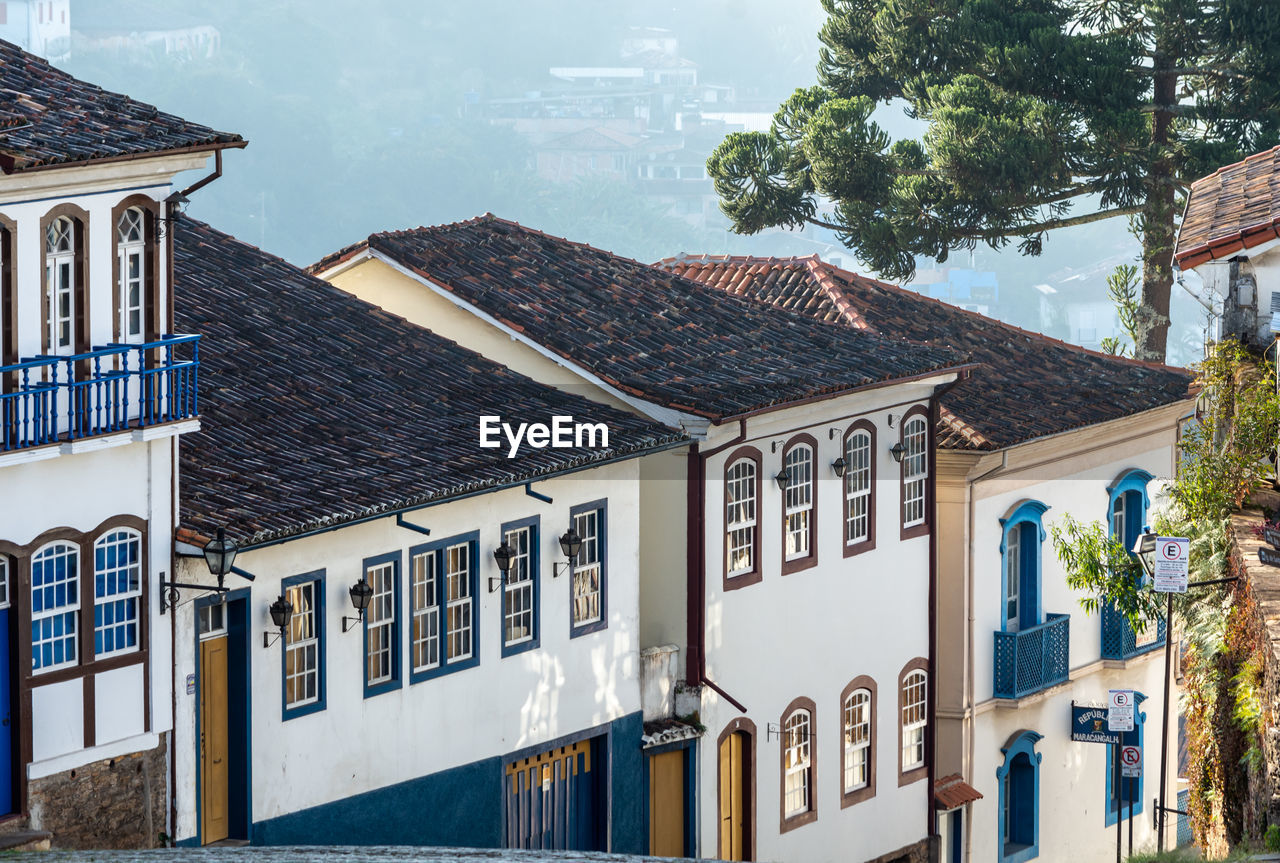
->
[663,254,1196,862]
[311,215,969,863]
[0,0,70,61]
[0,38,242,846]
[1174,145,1280,352]
[167,220,689,849]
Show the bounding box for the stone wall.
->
[864,836,933,863]
[27,732,167,849]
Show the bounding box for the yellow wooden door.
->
[200,636,229,844]
[649,750,685,856]
[719,732,747,861]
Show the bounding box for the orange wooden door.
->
[200,636,229,844]
[719,732,748,861]
[649,749,685,856]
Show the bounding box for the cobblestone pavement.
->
[6,848,700,863]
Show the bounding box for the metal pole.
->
[1128,775,1134,858]
[1157,591,1174,852]
[1116,745,1123,863]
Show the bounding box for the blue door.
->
[0,599,13,815]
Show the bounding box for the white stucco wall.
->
[696,380,946,863]
[171,459,645,842]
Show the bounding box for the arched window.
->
[725,450,760,581]
[45,216,77,354]
[32,540,80,672]
[1107,469,1153,551]
[841,676,877,806]
[843,422,875,552]
[997,730,1042,863]
[94,529,142,658]
[117,207,146,343]
[1000,501,1049,632]
[782,435,817,571]
[899,660,928,778]
[780,697,817,830]
[901,411,929,534]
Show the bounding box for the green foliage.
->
[1102,263,1140,357]
[1267,822,1280,852]
[707,0,1280,359]
[1231,655,1264,770]
[1049,515,1158,629]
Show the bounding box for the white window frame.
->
[784,444,813,561]
[32,540,79,673]
[365,560,396,686]
[93,529,142,659]
[726,457,757,576]
[901,669,928,772]
[572,508,603,626]
[445,542,473,662]
[410,550,440,672]
[1005,527,1021,632]
[284,579,319,708]
[117,207,146,343]
[843,689,872,793]
[45,217,75,355]
[503,526,534,647]
[783,709,812,818]
[845,430,872,545]
[902,416,928,528]
[0,556,10,610]
[198,602,226,640]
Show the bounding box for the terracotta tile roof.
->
[660,254,1195,450]
[934,773,983,810]
[1175,146,1280,269]
[174,220,688,547]
[0,38,243,173]
[311,215,967,423]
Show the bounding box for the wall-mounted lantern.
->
[831,457,847,478]
[553,528,582,578]
[263,596,293,648]
[342,579,374,632]
[490,542,516,592]
[890,442,907,463]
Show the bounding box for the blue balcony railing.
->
[993,613,1070,699]
[0,335,199,453]
[1101,602,1165,661]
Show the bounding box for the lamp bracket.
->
[553,561,575,579]
[229,564,256,582]
[766,721,809,742]
[160,574,228,614]
[524,483,553,504]
[488,574,506,593]
[341,613,365,633]
[395,513,432,537]
[263,630,285,649]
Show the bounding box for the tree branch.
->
[976,205,1145,239]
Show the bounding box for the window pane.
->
[504,527,534,646]
[32,542,79,672]
[573,509,603,626]
[365,562,395,684]
[411,551,439,671]
[285,580,319,708]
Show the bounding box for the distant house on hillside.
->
[0,0,70,61]
[72,3,219,60]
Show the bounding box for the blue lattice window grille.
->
[993,613,1070,698]
[94,529,141,658]
[1105,691,1146,825]
[32,541,79,673]
[997,730,1042,863]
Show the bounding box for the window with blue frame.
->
[1108,469,1153,552]
[32,541,79,673]
[410,531,480,681]
[94,529,141,658]
[997,730,1042,862]
[570,500,608,637]
[362,551,402,697]
[1000,502,1049,632]
[1106,692,1146,825]
[282,570,325,719]
[501,516,540,657]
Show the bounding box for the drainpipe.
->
[685,420,748,712]
[927,371,969,841]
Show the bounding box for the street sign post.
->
[1153,536,1189,593]
[1071,704,1120,744]
[1120,744,1141,778]
[1108,689,1135,732]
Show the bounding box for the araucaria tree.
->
[708,0,1280,361]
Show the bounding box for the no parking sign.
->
[1120,744,1142,778]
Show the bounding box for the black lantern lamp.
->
[554,527,583,577]
[490,541,516,593]
[162,527,241,613]
[890,442,907,463]
[831,457,847,478]
[775,469,790,491]
[342,579,374,632]
[263,595,294,648]
[1131,528,1158,577]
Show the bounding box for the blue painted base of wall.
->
[250,711,645,852]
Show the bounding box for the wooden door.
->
[719,731,750,861]
[0,602,12,815]
[200,636,229,844]
[649,749,685,856]
[505,739,600,851]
